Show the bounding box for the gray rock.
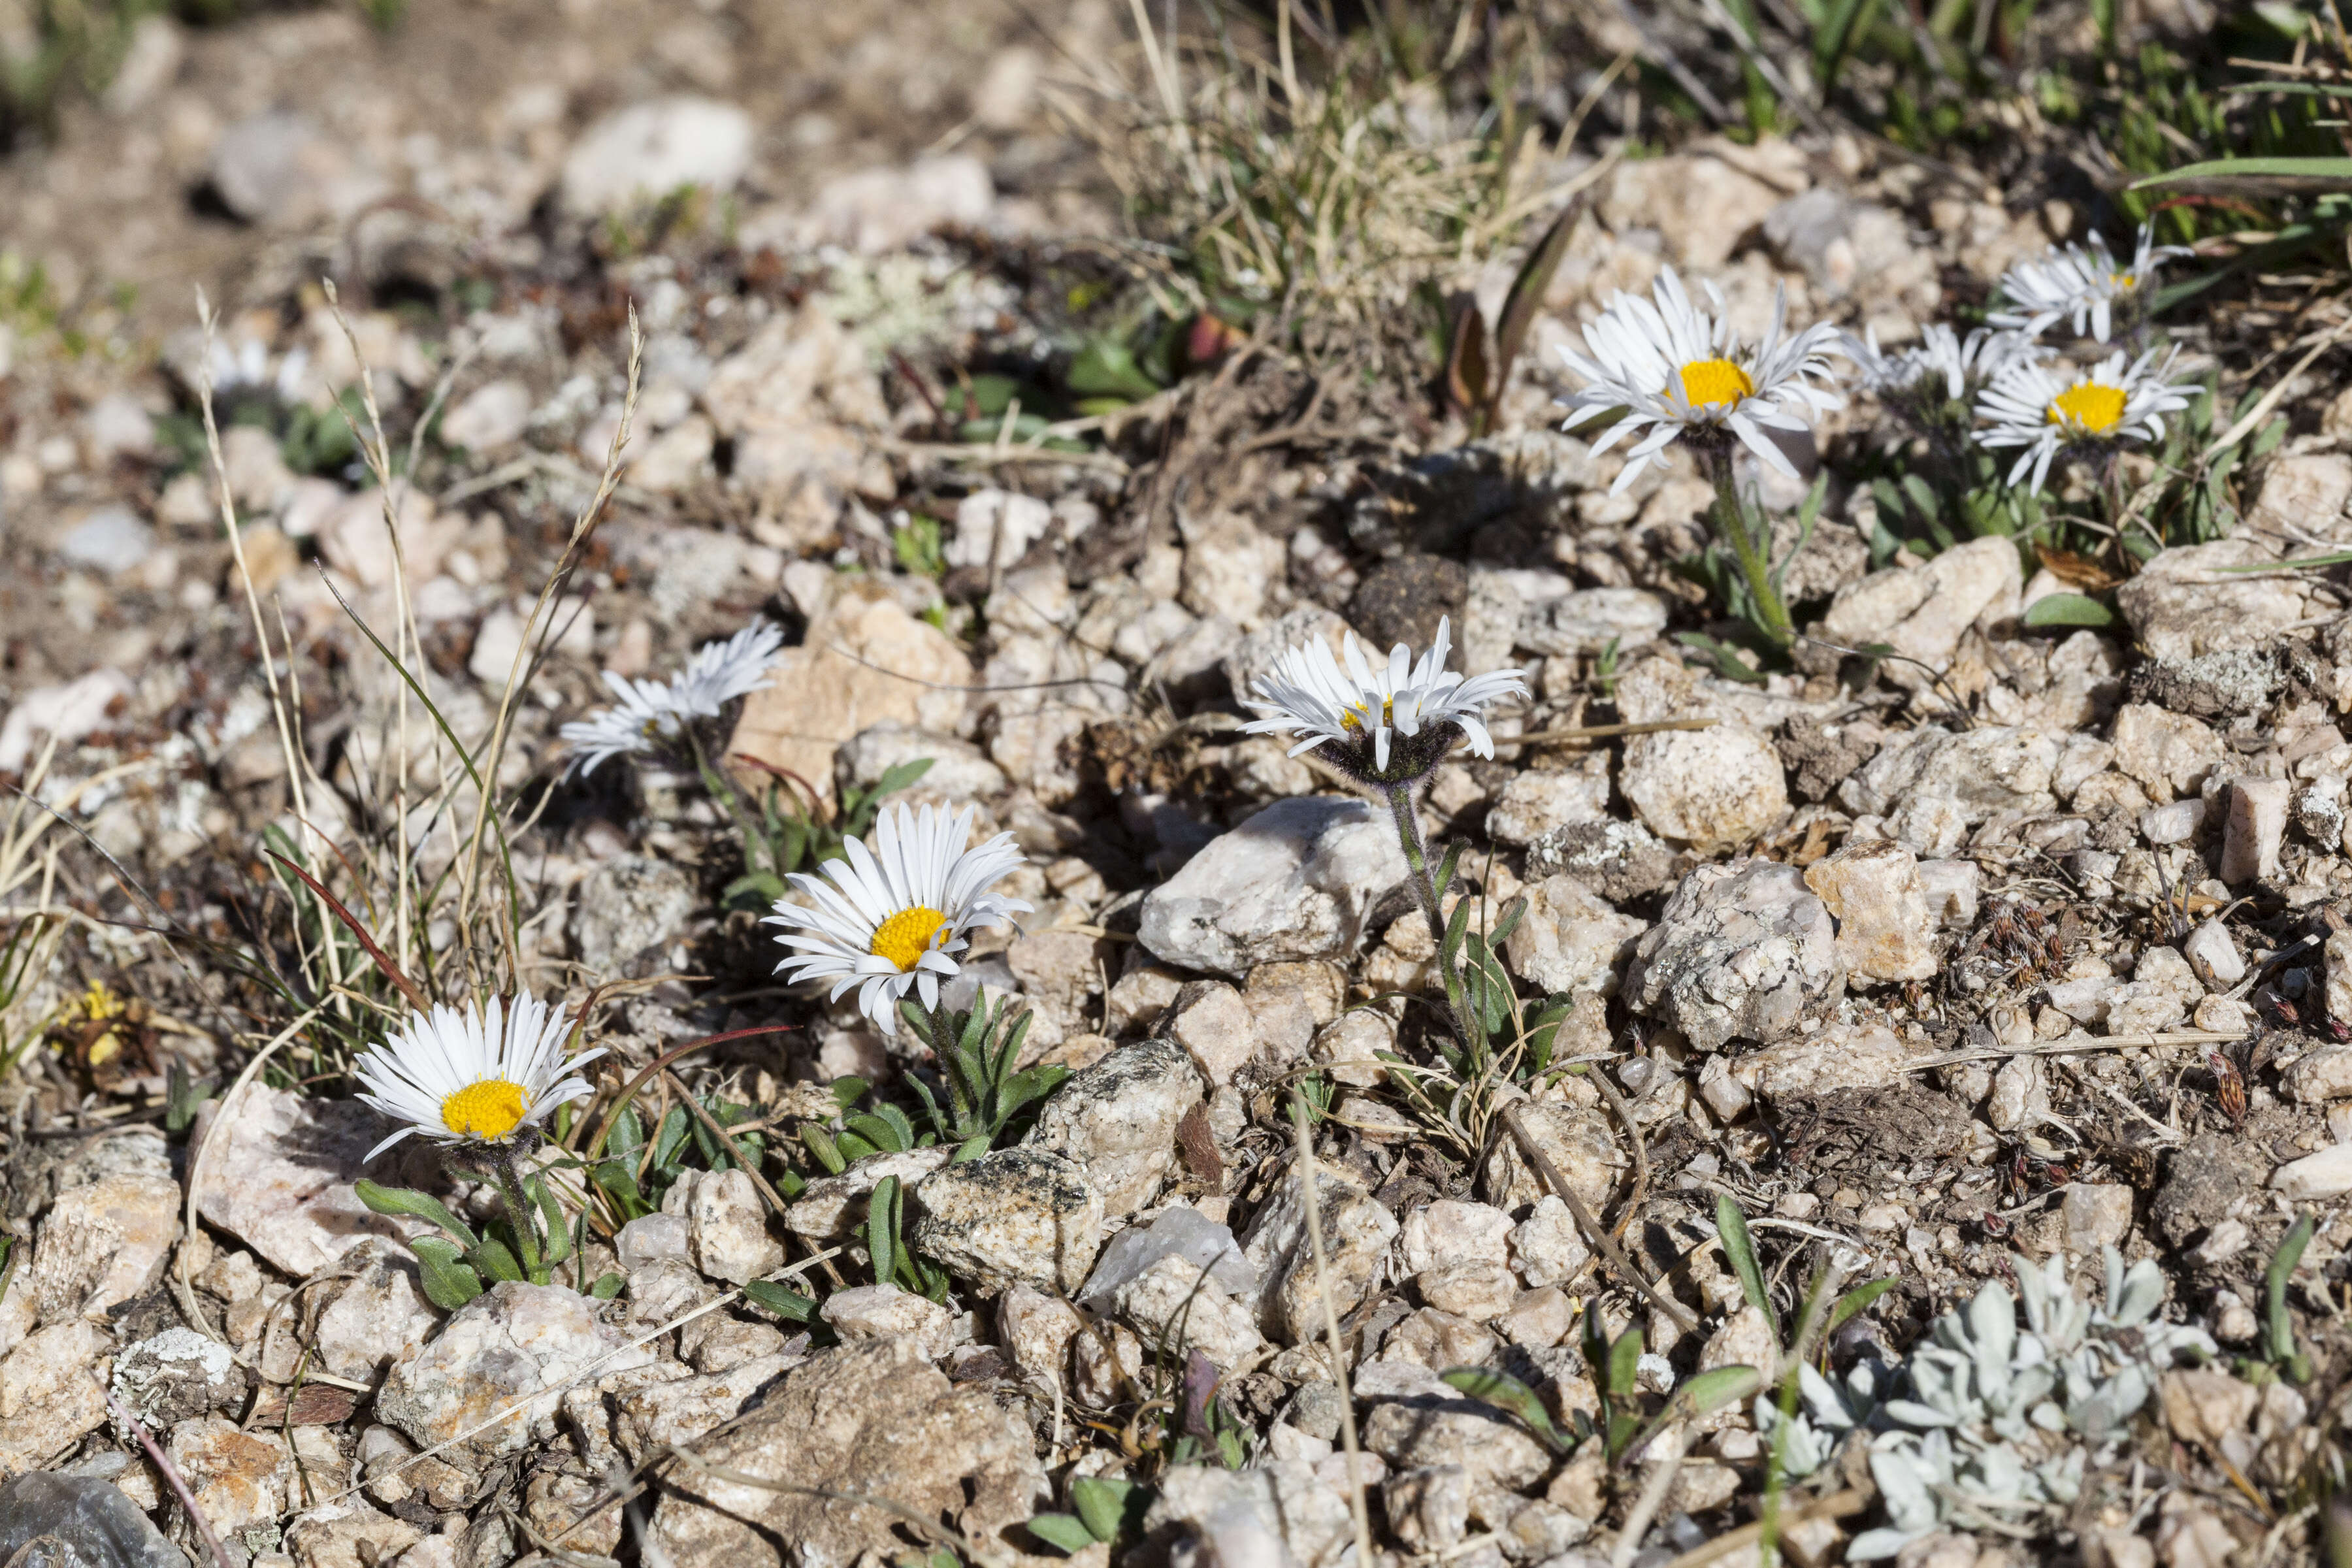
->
[1145,1461,1356,1568]
[834,720,1007,803]
[0,1472,184,1568]
[1081,1205,1254,1307]
[56,507,155,575]
[208,110,331,223]
[1026,1039,1205,1217]
[2129,647,2280,720]
[615,1213,692,1271]
[661,1168,784,1286]
[1503,874,1645,996]
[110,1327,242,1431]
[1111,1251,1264,1367]
[1484,759,1610,846]
[560,96,754,216]
[1481,1099,1618,1215]
[193,1083,433,1277]
[1222,607,1359,715]
[314,1237,438,1380]
[1836,725,2059,857]
[1348,553,1467,652]
[1137,797,1409,977]
[1360,1375,1551,1493]
[1524,817,1679,902]
[1237,1162,1397,1343]
[785,1147,951,1243]
[648,1337,1047,1563]
[377,1282,656,1464]
[1518,587,1669,657]
[2117,540,2311,661]
[818,1284,955,1359]
[909,1147,1104,1295]
[572,853,699,972]
[1624,859,1844,1050]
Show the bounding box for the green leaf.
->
[1608,1326,1644,1400]
[1441,896,1473,966]
[1826,1277,1901,1336]
[834,1131,879,1163]
[1433,841,1462,902]
[2217,548,2352,573]
[830,1077,869,1111]
[410,1236,485,1310]
[1491,201,1582,414]
[1071,1477,1149,1544]
[2021,592,2116,629]
[1714,1195,1778,1341]
[868,1175,900,1285]
[2132,155,2352,193]
[533,1179,574,1266]
[652,1105,691,1170]
[1067,336,1164,402]
[1488,896,1527,949]
[869,757,936,801]
[355,1179,480,1250]
[802,1122,847,1175]
[1679,1365,1765,1416]
[742,1279,817,1323]
[589,1271,625,1300]
[1442,1367,1573,1453]
[1026,1514,1102,1555]
[2266,1213,2315,1377]
[470,1237,526,1283]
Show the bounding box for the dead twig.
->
[96,1373,234,1568]
[1290,1094,1378,1568]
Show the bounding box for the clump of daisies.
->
[1243,616,1550,1086]
[560,621,784,778]
[349,994,608,1300]
[768,802,1062,1153]
[1844,322,2042,443]
[1557,269,1847,648]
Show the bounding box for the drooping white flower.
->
[559,621,785,776]
[1974,345,2197,493]
[1845,322,2042,402]
[767,802,1031,1027]
[1241,615,1527,783]
[352,994,606,1162]
[1556,267,1847,494]
[1986,222,2192,343]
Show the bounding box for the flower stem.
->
[687,729,768,871]
[486,1147,544,1283]
[927,1002,972,1137]
[1707,453,1793,649]
[1386,783,1473,1056]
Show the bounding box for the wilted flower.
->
[559,621,784,776]
[1241,616,1526,787]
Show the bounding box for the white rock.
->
[1509,1196,1591,1288]
[2142,799,2208,845]
[572,852,696,972]
[1238,1164,1398,1344]
[2062,1183,2132,1256]
[1619,720,1789,853]
[834,720,1006,803]
[192,1085,427,1277]
[1837,725,2059,857]
[1145,1462,1355,1568]
[1726,1022,1926,1104]
[1624,859,1843,1049]
[0,668,133,772]
[1224,607,1357,704]
[314,1239,438,1381]
[2285,1045,2352,1104]
[1816,537,2021,690]
[2330,930,2352,1033]
[24,1172,181,1327]
[2219,776,2291,885]
[800,155,995,253]
[2117,540,2310,661]
[819,1284,956,1360]
[910,1147,1104,1295]
[1401,1200,1514,1276]
[997,1286,1083,1386]
[439,379,532,454]
[947,489,1051,571]
[561,96,754,216]
[1486,759,1611,845]
[1505,873,1646,995]
[662,1168,784,1286]
[1481,1100,1618,1215]
[2273,1144,2352,1200]
[1081,1205,1254,1307]
[785,1148,952,1243]
[318,487,462,590]
[2183,921,2246,987]
[1916,859,1980,928]
[1027,1039,1205,1216]
[1137,797,1409,977]
[167,1417,293,1529]
[1803,838,1936,985]
[0,1320,111,1473]
[56,506,155,576]
[1111,1252,1264,1368]
[378,1283,656,1463]
[1519,588,1669,656]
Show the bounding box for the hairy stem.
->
[1706,453,1792,649]
[928,1003,971,1136]
[1386,783,1473,1054]
[487,1148,544,1282]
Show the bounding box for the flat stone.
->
[910,1146,1104,1295]
[1137,797,1409,978]
[1804,838,1936,985]
[1624,859,1844,1049]
[193,1083,432,1277]
[0,1471,184,1568]
[819,1283,956,1360]
[1238,1163,1398,1344]
[376,1283,656,1464]
[27,1171,181,1326]
[2273,1144,2352,1201]
[560,95,754,215]
[1146,1462,1355,1568]
[1026,1039,1205,1217]
[56,506,155,575]
[1727,1022,1927,1104]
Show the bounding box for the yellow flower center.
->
[441,1079,530,1140]
[2047,383,2127,434]
[870,906,949,972]
[1340,696,1396,733]
[2114,271,2136,289]
[1674,357,1755,408]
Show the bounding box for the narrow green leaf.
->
[1433,842,1463,902]
[2217,548,2352,573]
[1714,1195,1778,1341]
[1491,199,1584,411]
[2267,1213,2315,1369]
[1441,896,1473,966]
[1442,1367,1573,1453]
[1826,1277,1901,1336]
[2132,155,2352,192]
[1026,1514,1101,1554]
[1680,1365,1765,1415]
[2021,592,2116,629]
[589,1271,625,1300]
[652,1105,690,1169]
[1609,1327,1644,1399]
[830,1077,869,1111]
[410,1237,485,1310]
[355,1179,480,1250]
[832,1130,879,1164]
[868,1175,900,1285]
[742,1279,817,1322]
[534,1179,574,1266]
[1488,896,1527,949]
[470,1237,525,1283]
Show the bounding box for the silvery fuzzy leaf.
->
[2030,1399,2066,1432]
[2013,1252,2055,1334]
[1969,1441,2033,1501]
[1968,1283,2017,1385]
[1868,1443,1942,1531]
[1849,1527,1929,1562]
[2038,1445,2087,1504]
[1799,1361,1857,1429]
[1882,1397,1961,1429]
[2106,1252,2164,1328]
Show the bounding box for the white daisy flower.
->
[1974,345,2198,493]
[353,994,606,1162]
[560,621,785,776]
[1986,222,2192,344]
[1241,615,1528,785]
[1557,267,1847,495]
[766,802,1031,1028]
[1846,323,2041,402]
